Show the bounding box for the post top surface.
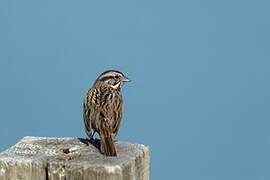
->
[0,136,149,169]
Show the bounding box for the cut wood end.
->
[0,136,150,180]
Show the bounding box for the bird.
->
[83,70,130,156]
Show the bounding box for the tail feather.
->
[99,119,117,156]
[100,135,117,156]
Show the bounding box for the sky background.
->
[1,0,270,179]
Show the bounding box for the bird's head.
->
[95,70,130,89]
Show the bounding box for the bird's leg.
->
[112,133,118,142]
[87,130,96,145]
[91,130,96,140]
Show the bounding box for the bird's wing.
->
[83,88,100,138]
[98,88,123,137]
[112,93,123,136]
[83,103,92,138]
[98,87,117,156]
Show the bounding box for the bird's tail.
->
[100,135,117,156]
[100,120,117,156]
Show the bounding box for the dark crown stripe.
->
[100,69,124,76]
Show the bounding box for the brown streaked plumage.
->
[83,70,129,156]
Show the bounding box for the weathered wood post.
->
[0,136,150,180]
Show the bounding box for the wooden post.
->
[0,136,150,180]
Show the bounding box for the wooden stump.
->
[0,136,150,180]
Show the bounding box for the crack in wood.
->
[45,163,49,180]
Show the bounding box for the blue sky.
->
[1,0,270,179]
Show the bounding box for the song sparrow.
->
[83,70,129,156]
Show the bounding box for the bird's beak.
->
[122,76,130,82]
